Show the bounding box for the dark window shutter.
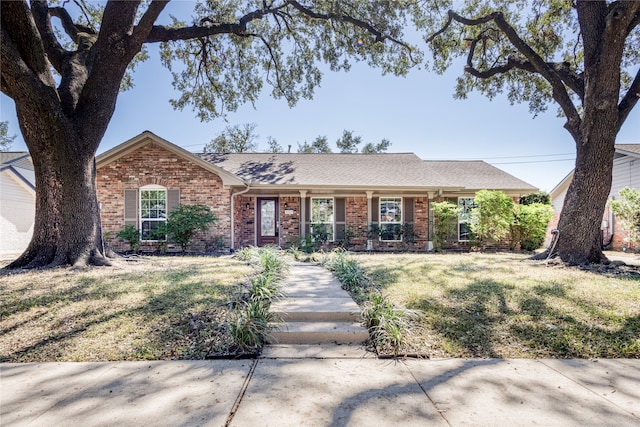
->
[335,223,346,241]
[124,189,138,227]
[404,197,414,223]
[167,189,180,214]
[371,197,379,223]
[335,198,346,222]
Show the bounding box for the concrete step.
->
[268,321,369,345]
[271,298,361,322]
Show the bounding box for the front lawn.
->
[0,256,252,362]
[352,252,640,358]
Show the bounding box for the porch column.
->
[299,190,307,238]
[366,191,374,225]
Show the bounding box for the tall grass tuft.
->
[361,293,420,355]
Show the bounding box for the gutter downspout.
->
[231,181,251,251]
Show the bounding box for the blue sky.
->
[1,3,639,193]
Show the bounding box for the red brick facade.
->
[97,142,231,252]
[97,138,522,254]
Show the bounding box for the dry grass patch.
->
[0,256,252,362]
[353,253,640,358]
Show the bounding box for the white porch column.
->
[366,190,374,225]
[299,190,307,238]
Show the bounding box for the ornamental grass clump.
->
[227,246,287,353]
[361,293,421,355]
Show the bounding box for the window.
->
[310,198,334,241]
[380,197,402,241]
[140,186,167,240]
[458,197,475,241]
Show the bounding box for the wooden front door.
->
[257,197,278,246]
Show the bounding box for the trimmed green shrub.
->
[165,204,217,252]
[610,187,640,249]
[431,201,459,251]
[470,190,515,247]
[117,225,140,252]
[512,203,554,251]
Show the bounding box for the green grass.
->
[0,256,252,362]
[352,252,640,358]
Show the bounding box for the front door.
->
[257,197,278,246]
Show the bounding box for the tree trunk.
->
[552,133,615,265]
[7,109,109,269]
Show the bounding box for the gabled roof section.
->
[552,144,640,197]
[614,144,640,159]
[96,131,245,187]
[0,152,35,192]
[199,152,458,190]
[425,160,538,192]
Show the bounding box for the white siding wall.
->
[0,172,35,257]
[610,155,640,198]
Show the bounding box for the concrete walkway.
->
[2,262,639,426]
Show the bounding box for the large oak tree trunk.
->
[7,108,108,269]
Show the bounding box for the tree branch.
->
[617,68,640,132]
[48,6,92,42]
[0,1,56,90]
[437,10,582,136]
[131,0,168,46]
[285,0,418,64]
[30,1,66,74]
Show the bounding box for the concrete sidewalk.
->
[2,262,639,426]
[2,357,639,426]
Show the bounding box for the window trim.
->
[458,197,475,242]
[310,197,335,242]
[140,185,167,242]
[379,197,403,242]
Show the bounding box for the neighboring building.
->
[549,144,640,251]
[96,131,537,253]
[0,152,35,257]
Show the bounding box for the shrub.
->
[116,225,140,252]
[431,201,460,251]
[511,203,554,251]
[610,187,640,249]
[470,190,515,247]
[165,204,217,252]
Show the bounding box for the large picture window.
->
[458,197,475,241]
[141,186,167,240]
[380,197,402,241]
[310,198,334,241]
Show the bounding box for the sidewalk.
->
[1,262,639,426]
[2,357,639,426]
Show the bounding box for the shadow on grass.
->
[411,276,640,358]
[0,264,244,362]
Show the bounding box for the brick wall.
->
[234,196,255,248]
[97,142,231,253]
[279,196,300,246]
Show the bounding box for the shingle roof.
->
[615,144,640,156]
[199,152,457,188]
[199,152,537,191]
[425,160,538,191]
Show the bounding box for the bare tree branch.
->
[618,68,640,132]
[31,1,65,73]
[285,0,418,64]
[433,10,582,138]
[0,1,56,89]
[131,0,168,46]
